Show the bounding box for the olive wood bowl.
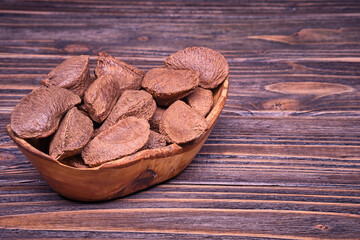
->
[7,78,228,202]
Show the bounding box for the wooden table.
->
[1,1,360,239]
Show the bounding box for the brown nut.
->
[59,155,89,168]
[164,47,229,89]
[143,130,167,150]
[94,52,144,93]
[82,116,150,167]
[149,107,166,133]
[84,74,120,123]
[186,87,213,117]
[10,86,81,139]
[49,107,94,160]
[142,68,199,106]
[160,100,208,144]
[41,55,91,97]
[98,90,156,133]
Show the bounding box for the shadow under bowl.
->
[7,78,229,202]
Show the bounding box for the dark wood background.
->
[1,0,360,239]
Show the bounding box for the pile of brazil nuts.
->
[10,47,229,168]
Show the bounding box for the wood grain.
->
[1,0,360,239]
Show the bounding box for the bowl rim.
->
[7,77,229,171]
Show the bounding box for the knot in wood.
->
[315,224,330,231]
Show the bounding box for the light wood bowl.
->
[7,78,228,202]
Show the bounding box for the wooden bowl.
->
[7,78,228,202]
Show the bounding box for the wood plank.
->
[1,208,359,239]
[1,0,360,239]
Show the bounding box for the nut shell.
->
[95,52,144,93]
[49,107,93,160]
[98,90,156,133]
[142,68,199,106]
[10,86,81,139]
[84,74,120,123]
[149,107,166,132]
[82,117,150,167]
[59,155,89,168]
[143,130,167,150]
[41,55,91,97]
[160,100,208,144]
[186,87,213,117]
[164,47,229,89]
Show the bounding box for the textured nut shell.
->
[10,86,81,139]
[164,47,229,89]
[41,55,91,97]
[160,100,208,144]
[49,107,93,160]
[59,155,89,168]
[98,90,156,133]
[84,74,120,123]
[143,130,167,150]
[142,68,199,106]
[186,87,214,117]
[149,107,165,132]
[82,117,150,167]
[94,52,144,92]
